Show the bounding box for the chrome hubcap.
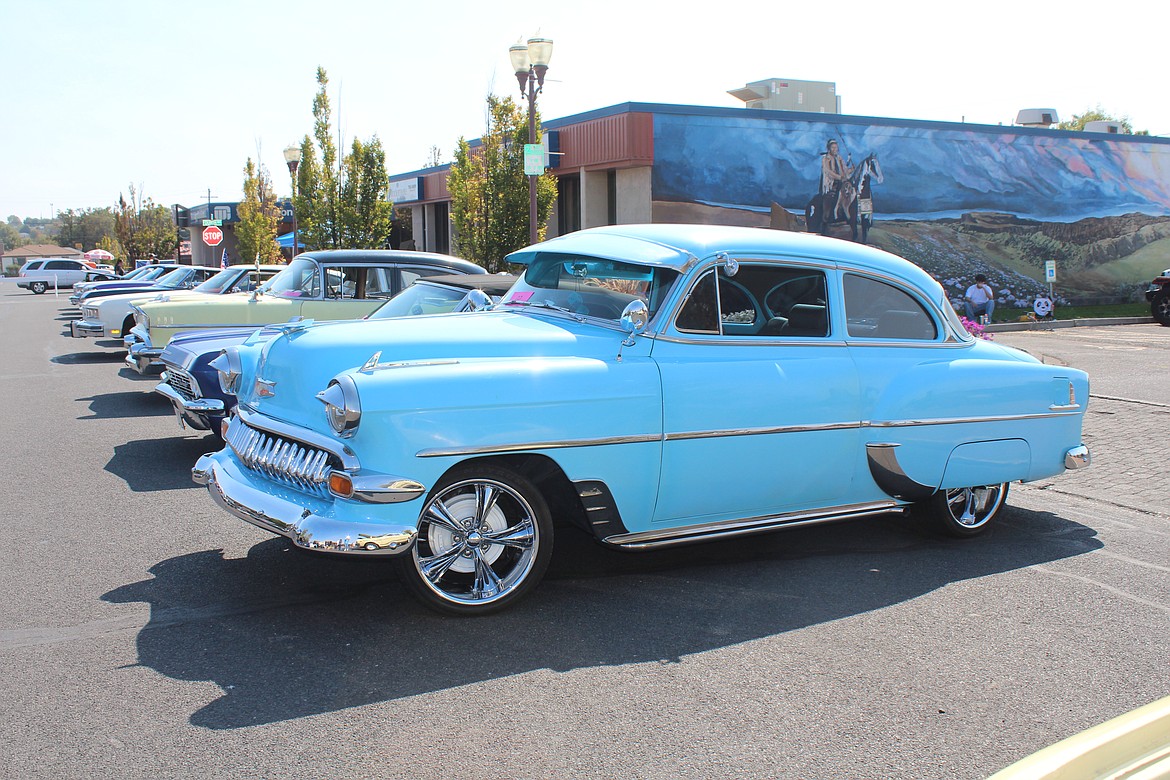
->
[415,479,537,606]
[945,484,1005,528]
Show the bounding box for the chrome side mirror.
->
[717,252,739,277]
[461,289,492,312]
[619,300,649,348]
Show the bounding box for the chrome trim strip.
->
[416,432,661,458]
[236,406,360,470]
[603,501,903,550]
[866,410,1082,428]
[653,334,850,347]
[665,421,860,441]
[1048,403,1082,411]
[360,358,461,374]
[416,410,1082,458]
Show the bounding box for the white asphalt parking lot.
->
[1,285,1167,780]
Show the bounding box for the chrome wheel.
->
[924,483,1009,537]
[395,465,552,615]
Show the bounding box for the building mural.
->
[651,112,1170,306]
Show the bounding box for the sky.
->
[2,0,1167,221]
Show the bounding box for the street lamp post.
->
[282,144,303,258]
[509,36,553,245]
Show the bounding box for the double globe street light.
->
[509,36,553,245]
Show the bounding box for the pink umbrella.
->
[84,249,115,262]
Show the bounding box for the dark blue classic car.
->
[156,273,515,440]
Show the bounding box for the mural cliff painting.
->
[650,110,1170,307]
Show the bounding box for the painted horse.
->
[805,153,884,244]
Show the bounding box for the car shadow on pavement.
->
[102,505,1101,730]
[52,351,126,365]
[78,391,172,419]
[104,435,223,491]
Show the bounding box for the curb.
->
[985,316,1156,333]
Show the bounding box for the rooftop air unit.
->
[1016,108,1060,127]
[1083,120,1123,134]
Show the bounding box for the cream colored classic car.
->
[124,249,484,373]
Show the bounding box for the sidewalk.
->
[985,315,1153,333]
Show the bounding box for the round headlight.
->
[316,375,361,437]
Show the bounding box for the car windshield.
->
[368,283,469,320]
[135,266,171,282]
[259,258,319,298]
[500,253,679,324]
[155,268,192,289]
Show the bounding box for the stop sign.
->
[203,225,224,247]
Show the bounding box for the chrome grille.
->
[83,306,99,319]
[227,421,336,497]
[164,367,198,402]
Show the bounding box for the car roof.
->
[418,273,516,295]
[294,249,486,275]
[505,224,941,294]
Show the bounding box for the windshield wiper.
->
[505,299,585,321]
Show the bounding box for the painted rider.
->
[821,139,856,220]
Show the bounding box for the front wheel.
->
[394,464,553,615]
[1152,292,1170,326]
[30,281,47,294]
[916,483,1009,537]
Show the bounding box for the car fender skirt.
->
[865,443,934,501]
[939,439,1030,490]
[193,454,418,556]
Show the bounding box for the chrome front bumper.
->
[193,452,421,557]
[70,318,104,338]
[125,341,163,374]
[154,380,224,431]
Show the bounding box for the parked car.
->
[124,250,485,374]
[70,264,184,305]
[988,693,1170,779]
[192,224,1092,616]
[71,264,209,308]
[1146,267,1170,326]
[70,265,283,341]
[155,273,515,441]
[17,258,95,293]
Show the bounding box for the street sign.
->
[202,219,223,227]
[1045,260,1057,282]
[203,225,224,247]
[524,143,546,176]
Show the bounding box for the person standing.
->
[964,274,995,321]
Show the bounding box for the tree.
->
[0,222,23,251]
[447,94,557,272]
[293,66,394,250]
[57,207,116,252]
[236,158,283,265]
[1058,106,1149,135]
[114,184,177,261]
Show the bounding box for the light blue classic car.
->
[193,225,1091,615]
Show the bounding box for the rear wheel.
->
[394,464,553,615]
[917,483,1009,537]
[1152,292,1170,326]
[30,281,47,294]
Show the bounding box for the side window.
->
[26,261,44,271]
[401,266,453,291]
[844,274,938,340]
[364,267,398,299]
[675,264,829,337]
[45,260,71,270]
